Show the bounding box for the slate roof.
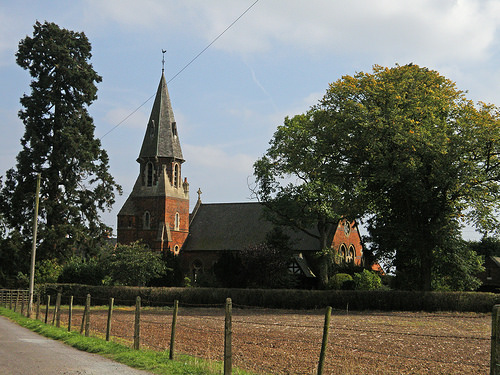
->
[138,73,183,161]
[182,202,320,251]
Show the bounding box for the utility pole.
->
[27,173,41,318]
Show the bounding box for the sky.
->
[1,0,500,238]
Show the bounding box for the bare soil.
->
[55,306,490,374]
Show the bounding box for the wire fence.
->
[0,289,492,374]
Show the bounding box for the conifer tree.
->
[0,21,121,261]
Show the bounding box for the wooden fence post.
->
[106,297,114,341]
[36,293,40,320]
[134,296,141,350]
[491,304,500,375]
[80,301,87,334]
[84,294,91,337]
[44,295,50,324]
[20,290,25,316]
[55,292,62,327]
[224,297,232,375]
[68,296,73,332]
[9,290,12,310]
[169,300,179,360]
[14,289,19,312]
[317,306,332,375]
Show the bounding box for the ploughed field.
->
[53,305,490,374]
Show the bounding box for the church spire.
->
[138,72,184,162]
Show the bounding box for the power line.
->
[100,0,261,140]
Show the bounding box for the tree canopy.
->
[0,21,121,263]
[254,64,499,290]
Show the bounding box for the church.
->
[117,72,366,286]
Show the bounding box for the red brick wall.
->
[332,220,364,266]
[117,194,189,254]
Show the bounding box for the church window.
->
[146,162,154,187]
[192,259,203,283]
[174,212,180,231]
[339,244,347,263]
[172,122,178,137]
[143,211,151,229]
[173,163,179,187]
[346,245,355,264]
[173,245,180,255]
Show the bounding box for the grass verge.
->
[0,307,254,375]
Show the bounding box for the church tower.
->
[117,72,189,254]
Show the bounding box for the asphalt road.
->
[0,316,152,375]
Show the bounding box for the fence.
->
[0,289,494,374]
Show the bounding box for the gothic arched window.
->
[173,163,179,187]
[174,212,180,231]
[146,162,154,187]
[143,211,151,229]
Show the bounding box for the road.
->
[0,316,152,375]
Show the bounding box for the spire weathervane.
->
[162,49,166,73]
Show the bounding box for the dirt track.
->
[54,306,490,375]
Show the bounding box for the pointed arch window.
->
[339,244,347,263]
[346,245,355,264]
[174,212,180,231]
[146,162,154,187]
[173,163,179,188]
[173,245,180,255]
[143,211,151,229]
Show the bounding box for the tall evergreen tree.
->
[0,21,121,261]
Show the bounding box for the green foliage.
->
[41,283,500,312]
[58,256,105,285]
[468,236,500,257]
[0,231,30,286]
[101,242,166,286]
[328,273,353,290]
[0,21,121,262]
[431,239,484,291]
[353,270,382,290]
[242,244,295,289]
[213,228,295,289]
[213,251,245,288]
[256,63,500,291]
[16,258,62,287]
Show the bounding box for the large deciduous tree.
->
[0,21,121,261]
[254,64,499,290]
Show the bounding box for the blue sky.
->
[1,0,499,238]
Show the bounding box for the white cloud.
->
[184,143,254,174]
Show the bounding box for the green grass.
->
[0,307,255,375]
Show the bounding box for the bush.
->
[353,270,382,290]
[58,256,105,285]
[328,273,353,290]
[39,283,500,312]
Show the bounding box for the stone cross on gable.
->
[197,188,202,202]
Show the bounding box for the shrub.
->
[58,256,105,285]
[328,273,353,290]
[353,269,382,290]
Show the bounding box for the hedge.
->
[39,284,500,312]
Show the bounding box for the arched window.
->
[173,163,179,187]
[346,245,355,264]
[173,245,180,255]
[339,244,347,263]
[146,162,153,187]
[143,211,151,229]
[174,212,180,231]
[192,259,203,283]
